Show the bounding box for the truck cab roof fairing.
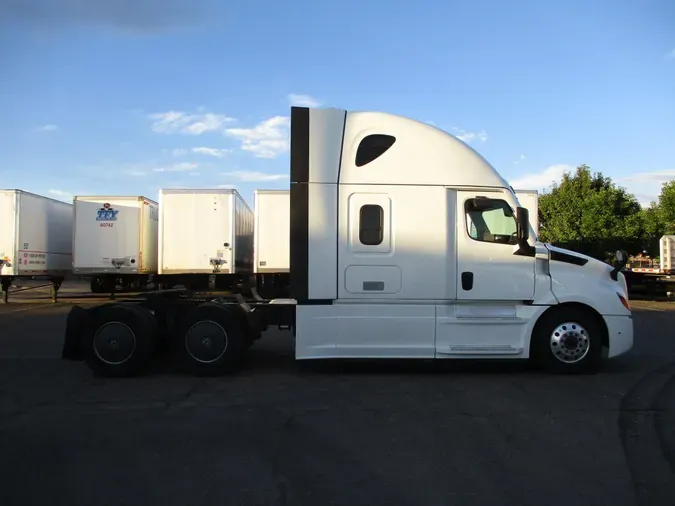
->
[291,105,510,189]
[339,111,510,188]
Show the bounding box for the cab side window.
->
[465,198,517,245]
[359,204,384,245]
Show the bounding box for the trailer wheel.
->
[530,306,604,374]
[84,304,158,377]
[174,302,248,376]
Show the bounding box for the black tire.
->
[90,277,105,294]
[173,302,248,376]
[530,306,604,374]
[83,304,159,377]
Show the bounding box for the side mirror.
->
[514,207,535,257]
[610,249,629,281]
[615,250,627,264]
[516,207,530,242]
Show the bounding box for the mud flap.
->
[61,305,92,361]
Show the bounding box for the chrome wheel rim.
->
[185,320,228,363]
[93,321,136,365]
[549,322,590,364]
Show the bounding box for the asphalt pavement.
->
[0,295,674,506]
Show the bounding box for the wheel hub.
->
[93,322,136,365]
[185,320,228,363]
[549,322,590,364]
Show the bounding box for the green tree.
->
[638,203,665,256]
[657,180,675,234]
[538,165,643,259]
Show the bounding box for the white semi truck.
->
[61,105,633,377]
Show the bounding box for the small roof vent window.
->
[355,134,396,167]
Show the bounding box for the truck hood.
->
[543,243,609,270]
[542,242,628,298]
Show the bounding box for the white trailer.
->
[72,196,158,293]
[0,189,73,302]
[158,188,254,276]
[254,189,290,273]
[63,106,634,378]
[660,235,675,272]
[514,189,539,238]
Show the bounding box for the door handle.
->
[461,272,474,291]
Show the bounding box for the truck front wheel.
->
[530,307,604,374]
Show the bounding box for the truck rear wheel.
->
[84,304,158,377]
[530,307,604,374]
[173,302,248,376]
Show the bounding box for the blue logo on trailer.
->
[96,203,119,221]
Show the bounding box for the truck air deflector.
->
[289,107,310,301]
[289,184,309,301]
[290,107,310,184]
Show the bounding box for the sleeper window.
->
[355,135,396,167]
[359,204,384,245]
[465,198,517,245]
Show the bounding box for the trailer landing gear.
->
[0,275,64,303]
[50,276,64,303]
[1,276,12,303]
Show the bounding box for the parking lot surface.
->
[1,290,674,506]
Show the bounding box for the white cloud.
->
[191,147,231,158]
[617,169,675,206]
[221,170,288,182]
[509,164,575,191]
[2,0,206,33]
[287,93,321,108]
[128,170,146,176]
[188,172,200,176]
[451,127,488,143]
[48,189,72,200]
[225,116,290,158]
[621,170,675,183]
[152,162,199,173]
[149,110,235,135]
[171,147,231,158]
[37,124,58,132]
[508,165,675,207]
[513,154,526,165]
[217,184,238,189]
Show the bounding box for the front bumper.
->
[604,314,634,358]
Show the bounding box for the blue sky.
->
[1,0,674,207]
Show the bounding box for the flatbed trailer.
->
[623,269,675,298]
[61,105,634,377]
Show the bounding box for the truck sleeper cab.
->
[61,105,634,377]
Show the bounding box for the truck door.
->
[455,191,535,301]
